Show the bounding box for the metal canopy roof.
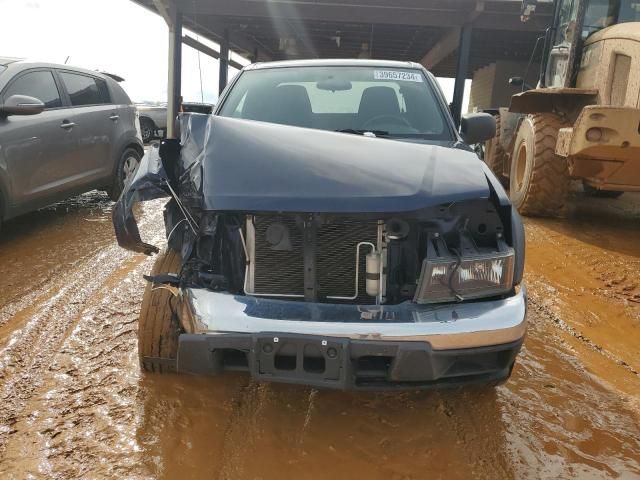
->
[132,0,553,78]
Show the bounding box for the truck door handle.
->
[60,121,76,129]
[109,114,119,121]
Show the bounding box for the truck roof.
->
[245,58,423,71]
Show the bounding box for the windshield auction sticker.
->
[374,70,423,82]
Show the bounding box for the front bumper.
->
[177,286,527,390]
[178,334,523,390]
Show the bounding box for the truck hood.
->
[113,114,493,255]
[200,116,490,212]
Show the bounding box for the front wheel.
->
[510,113,569,217]
[138,249,183,374]
[140,117,155,144]
[109,147,141,201]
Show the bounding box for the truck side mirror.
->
[460,113,496,145]
[0,95,45,116]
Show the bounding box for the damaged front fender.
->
[112,142,172,255]
[112,113,209,255]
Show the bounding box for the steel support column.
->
[219,29,230,94]
[451,24,472,128]
[166,9,183,139]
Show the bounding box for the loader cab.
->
[582,0,640,37]
[545,0,581,87]
[544,0,640,88]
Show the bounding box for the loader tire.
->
[484,114,507,185]
[510,113,568,217]
[138,249,182,374]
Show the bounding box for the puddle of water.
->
[0,191,115,308]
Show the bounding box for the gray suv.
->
[0,58,143,231]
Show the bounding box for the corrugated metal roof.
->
[131,0,553,77]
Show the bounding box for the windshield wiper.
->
[336,129,390,137]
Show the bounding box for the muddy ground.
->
[0,190,639,479]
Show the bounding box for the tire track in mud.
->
[527,278,640,379]
[524,200,640,397]
[0,202,165,478]
[211,382,513,480]
[499,316,640,479]
[216,381,271,480]
[0,256,156,479]
[0,192,116,314]
[527,222,640,307]
[528,193,640,309]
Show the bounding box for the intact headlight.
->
[414,250,515,304]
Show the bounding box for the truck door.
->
[546,0,581,87]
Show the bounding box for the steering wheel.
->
[362,114,413,131]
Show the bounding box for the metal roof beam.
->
[175,0,550,31]
[420,28,461,70]
[176,0,472,28]
[182,35,245,70]
[420,1,484,70]
[152,0,172,25]
[183,16,275,61]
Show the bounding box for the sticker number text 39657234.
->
[374,70,423,82]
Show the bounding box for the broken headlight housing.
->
[414,234,515,304]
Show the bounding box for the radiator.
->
[247,215,379,303]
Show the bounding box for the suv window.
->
[59,71,111,106]
[3,70,62,109]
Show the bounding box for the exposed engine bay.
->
[113,114,524,307]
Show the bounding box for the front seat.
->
[358,86,401,128]
[270,85,313,128]
[242,84,313,129]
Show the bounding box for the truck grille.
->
[251,216,378,303]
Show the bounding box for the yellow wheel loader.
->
[486,0,640,216]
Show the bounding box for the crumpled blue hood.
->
[199,116,490,212]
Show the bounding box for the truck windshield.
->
[583,0,640,38]
[218,66,453,140]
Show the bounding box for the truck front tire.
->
[510,113,568,217]
[138,249,182,374]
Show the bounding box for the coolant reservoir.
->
[366,252,381,297]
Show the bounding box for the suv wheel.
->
[109,147,141,201]
[140,117,155,144]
